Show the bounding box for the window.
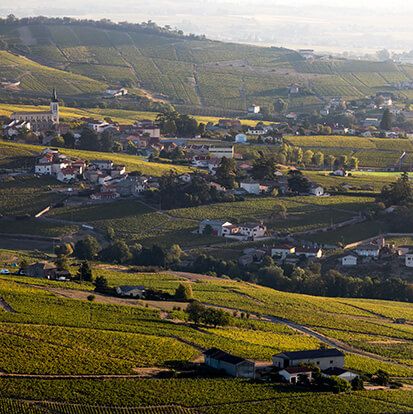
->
[316,361,320,365]
[330,360,333,364]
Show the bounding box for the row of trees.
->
[156,111,201,137]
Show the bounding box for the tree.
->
[303,150,314,166]
[312,151,324,167]
[380,173,412,206]
[251,156,277,180]
[326,154,336,170]
[54,243,73,257]
[271,203,287,221]
[112,141,123,152]
[50,136,65,147]
[79,128,100,151]
[94,275,109,293]
[374,370,390,386]
[328,376,352,393]
[62,132,75,148]
[351,376,364,391]
[105,226,115,241]
[175,283,193,301]
[287,171,311,194]
[100,130,114,152]
[87,294,95,322]
[203,224,213,235]
[19,259,29,274]
[202,307,230,328]
[56,256,70,272]
[77,261,93,282]
[166,244,184,265]
[349,157,359,170]
[274,98,287,113]
[186,301,205,324]
[99,240,131,263]
[380,108,393,131]
[215,157,237,188]
[74,236,100,260]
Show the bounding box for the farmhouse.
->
[240,181,268,195]
[199,220,235,237]
[271,244,296,259]
[278,366,313,384]
[354,243,381,258]
[295,247,323,259]
[309,185,324,197]
[25,262,58,279]
[203,348,255,378]
[341,254,358,267]
[91,159,114,170]
[116,285,146,298]
[322,367,358,382]
[238,223,267,239]
[272,348,344,370]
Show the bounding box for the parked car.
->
[0,269,10,274]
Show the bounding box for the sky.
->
[2,0,413,53]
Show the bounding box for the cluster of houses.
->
[33,148,155,200]
[199,220,267,241]
[19,261,70,281]
[203,347,358,384]
[339,236,413,269]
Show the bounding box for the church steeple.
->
[51,88,58,103]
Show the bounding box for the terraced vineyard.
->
[0,256,413,412]
[1,19,413,113]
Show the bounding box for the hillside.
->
[1,18,413,114]
[0,250,413,412]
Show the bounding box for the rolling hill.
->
[1,18,413,115]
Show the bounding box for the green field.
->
[1,19,412,113]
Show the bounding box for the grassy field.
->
[0,103,264,127]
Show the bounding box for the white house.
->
[322,367,358,382]
[116,285,145,298]
[240,182,268,195]
[238,223,267,239]
[279,367,313,384]
[355,243,381,258]
[273,349,345,371]
[341,254,358,267]
[405,254,413,268]
[209,146,234,159]
[35,163,52,175]
[199,220,236,237]
[203,348,255,378]
[248,105,260,114]
[295,247,323,259]
[89,121,114,133]
[288,84,300,94]
[57,167,77,182]
[235,133,248,143]
[271,244,296,259]
[309,185,324,196]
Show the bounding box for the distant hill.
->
[1,17,413,115]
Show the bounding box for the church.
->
[11,89,60,132]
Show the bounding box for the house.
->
[35,161,52,175]
[299,49,315,59]
[209,145,234,159]
[272,348,345,370]
[116,285,145,298]
[405,254,413,268]
[363,117,380,128]
[56,166,77,182]
[278,366,314,384]
[110,164,126,178]
[203,348,255,378]
[332,169,348,177]
[238,223,267,239]
[295,247,323,259]
[218,119,242,129]
[271,244,296,259]
[322,367,358,382]
[115,175,148,196]
[240,181,268,195]
[288,84,300,94]
[25,262,57,279]
[355,243,381,258]
[2,119,31,137]
[309,185,324,196]
[341,254,358,267]
[199,220,236,237]
[192,156,210,168]
[91,159,114,170]
[247,105,260,114]
[235,133,248,143]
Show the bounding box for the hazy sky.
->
[2,0,413,52]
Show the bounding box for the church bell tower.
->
[50,88,60,124]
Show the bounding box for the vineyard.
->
[1,20,413,112]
